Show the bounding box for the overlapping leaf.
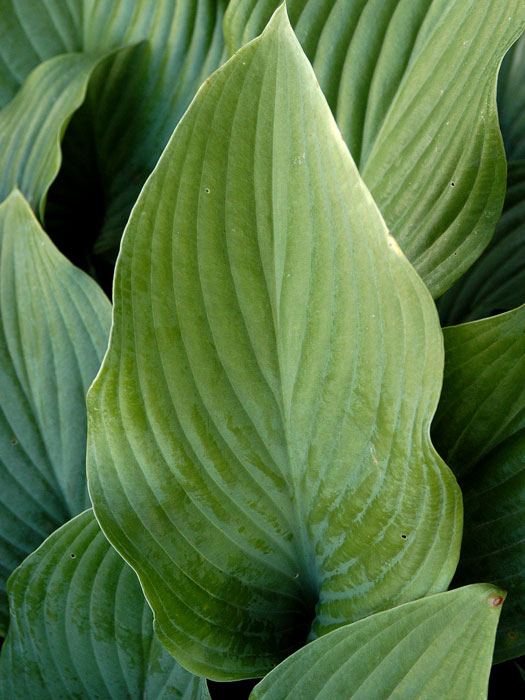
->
[0,0,228,273]
[0,190,111,634]
[433,306,525,662]
[437,161,525,324]
[499,31,525,161]
[88,8,461,681]
[0,49,118,212]
[250,585,505,700]
[0,509,211,699]
[225,0,525,297]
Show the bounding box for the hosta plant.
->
[0,1,524,698]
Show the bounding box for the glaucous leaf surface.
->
[250,585,505,700]
[0,49,116,213]
[0,0,228,270]
[88,8,462,681]
[0,509,211,700]
[0,190,111,634]
[437,160,525,325]
[499,31,525,161]
[225,0,525,297]
[433,307,525,662]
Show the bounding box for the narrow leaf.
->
[249,585,505,700]
[433,306,525,661]
[225,0,525,297]
[0,190,111,634]
[0,509,211,700]
[88,7,461,680]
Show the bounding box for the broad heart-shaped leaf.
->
[437,160,525,325]
[249,585,505,700]
[499,31,525,161]
[432,307,525,662]
[0,190,111,635]
[0,48,119,214]
[0,0,228,274]
[225,0,525,298]
[0,509,211,700]
[88,7,462,681]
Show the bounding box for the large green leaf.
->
[249,585,505,700]
[0,1,228,272]
[88,7,462,681]
[499,31,525,161]
[0,190,111,634]
[225,0,525,297]
[0,509,211,699]
[433,307,525,662]
[0,49,118,213]
[437,160,525,325]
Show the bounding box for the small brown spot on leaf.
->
[11,437,18,445]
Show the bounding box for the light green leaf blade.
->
[432,307,525,661]
[0,509,211,700]
[437,160,525,325]
[249,585,505,700]
[225,0,525,297]
[88,7,461,681]
[499,31,525,161]
[0,190,111,634]
[0,49,117,213]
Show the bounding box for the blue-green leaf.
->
[0,509,211,699]
[0,190,111,634]
[433,306,525,662]
[437,160,525,324]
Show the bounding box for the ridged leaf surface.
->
[225,0,525,297]
[250,585,505,700]
[0,509,211,700]
[0,50,115,212]
[0,0,228,268]
[88,8,461,681]
[433,307,525,661]
[437,161,525,324]
[0,191,111,634]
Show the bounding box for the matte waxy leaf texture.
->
[0,0,228,269]
[0,509,211,700]
[225,0,525,297]
[433,306,525,661]
[437,160,525,324]
[0,190,111,634]
[88,8,461,680]
[0,49,116,212]
[250,585,505,700]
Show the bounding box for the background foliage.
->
[0,1,524,698]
